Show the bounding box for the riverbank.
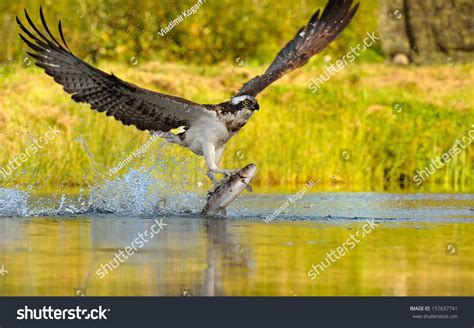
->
[0,61,472,191]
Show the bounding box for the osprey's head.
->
[230,95,259,111]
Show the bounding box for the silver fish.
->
[201,164,257,217]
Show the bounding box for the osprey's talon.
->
[208,167,238,177]
[206,170,219,186]
[208,176,230,195]
[213,179,226,189]
[223,169,239,177]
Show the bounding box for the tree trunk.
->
[379,0,473,64]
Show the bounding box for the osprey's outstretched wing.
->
[17,8,213,132]
[236,0,359,97]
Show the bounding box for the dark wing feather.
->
[237,0,359,97]
[17,7,213,132]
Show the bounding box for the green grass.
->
[0,60,473,192]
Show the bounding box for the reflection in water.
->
[0,216,473,296]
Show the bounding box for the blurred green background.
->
[1,0,381,65]
[0,0,473,192]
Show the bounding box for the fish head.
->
[238,164,257,184]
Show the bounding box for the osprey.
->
[17,0,359,186]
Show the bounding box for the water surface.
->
[0,192,473,296]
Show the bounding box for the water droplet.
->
[236,150,245,160]
[183,290,191,297]
[393,10,402,20]
[340,149,352,162]
[130,57,138,66]
[323,55,332,63]
[447,57,455,66]
[23,56,32,66]
[235,57,245,67]
[393,103,403,113]
[289,10,296,18]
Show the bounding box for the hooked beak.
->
[253,103,260,111]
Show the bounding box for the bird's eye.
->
[243,100,250,106]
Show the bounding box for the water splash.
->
[89,168,204,216]
[0,188,29,217]
[0,130,210,218]
[0,167,205,218]
[89,169,159,215]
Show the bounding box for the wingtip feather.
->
[39,6,63,49]
[58,20,72,51]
